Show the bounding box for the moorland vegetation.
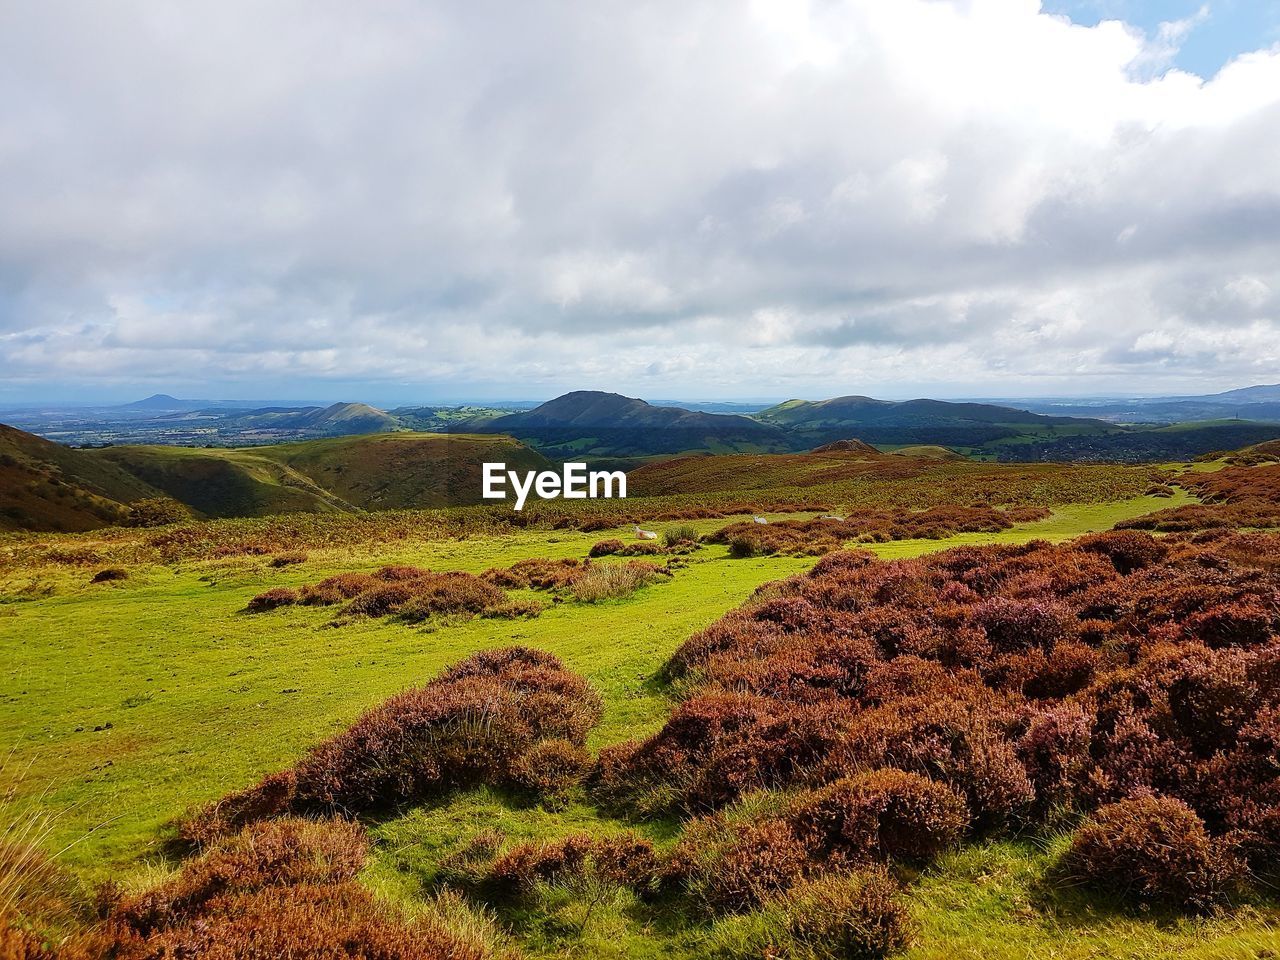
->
[3,444,1280,958]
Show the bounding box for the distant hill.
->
[476,391,788,458]
[995,420,1280,464]
[248,432,551,511]
[0,423,160,531]
[1198,383,1280,404]
[121,394,202,411]
[167,402,400,438]
[754,396,1109,448]
[1004,384,1280,425]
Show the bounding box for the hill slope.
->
[253,432,552,510]
[0,424,161,531]
[88,432,553,518]
[162,401,399,438]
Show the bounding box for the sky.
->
[1,0,1279,404]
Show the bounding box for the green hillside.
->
[90,432,553,517]
[0,424,161,531]
[89,444,355,518]
[251,432,553,510]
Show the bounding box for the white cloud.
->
[0,0,1278,399]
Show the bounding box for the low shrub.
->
[106,881,505,959]
[345,581,419,617]
[664,524,700,548]
[489,833,594,893]
[396,573,506,620]
[595,694,856,815]
[588,539,626,557]
[91,567,128,583]
[510,738,593,802]
[484,557,584,589]
[268,551,308,567]
[670,815,809,913]
[184,647,603,834]
[1061,796,1243,913]
[245,587,299,612]
[587,539,664,557]
[487,832,660,895]
[787,769,968,865]
[481,598,546,619]
[299,573,378,605]
[778,869,912,960]
[570,562,667,602]
[831,697,1033,832]
[115,818,368,935]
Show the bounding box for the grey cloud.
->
[0,0,1279,398]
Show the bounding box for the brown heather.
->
[596,529,1280,913]
[184,647,602,841]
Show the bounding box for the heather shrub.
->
[1061,796,1243,913]
[1016,703,1092,816]
[482,598,546,619]
[787,769,968,865]
[972,597,1072,653]
[90,567,128,583]
[1185,596,1278,649]
[831,697,1033,831]
[1076,530,1167,574]
[488,834,594,893]
[180,771,299,848]
[106,882,506,960]
[344,581,420,617]
[779,869,912,960]
[396,573,506,620]
[116,818,367,935]
[245,587,299,612]
[588,539,626,557]
[596,693,856,814]
[372,564,433,581]
[484,557,583,589]
[510,739,592,803]
[488,832,659,894]
[268,551,307,567]
[669,814,809,913]
[186,648,602,833]
[299,572,377,604]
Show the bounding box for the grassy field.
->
[5,479,1278,958]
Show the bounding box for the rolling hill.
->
[89,432,552,517]
[0,423,554,529]
[755,395,1112,448]
[0,423,161,531]
[158,401,399,438]
[475,391,789,458]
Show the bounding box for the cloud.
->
[0,0,1278,399]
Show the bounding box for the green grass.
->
[7,483,1279,957]
[0,518,811,874]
